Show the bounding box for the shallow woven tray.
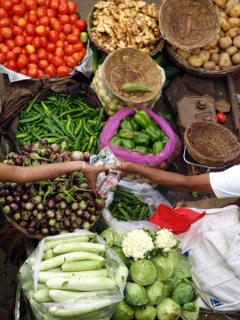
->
[103,48,164,104]
[184,122,240,167]
[159,0,219,51]
[88,4,164,56]
[166,45,240,78]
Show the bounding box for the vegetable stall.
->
[0,0,240,319]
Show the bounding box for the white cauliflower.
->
[154,229,177,253]
[122,229,154,260]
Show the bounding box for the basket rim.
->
[166,44,240,78]
[102,48,165,104]
[159,0,220,50]
[184,122,240,164]
[87,3,165,57]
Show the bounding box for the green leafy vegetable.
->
[156,298,181,320]
[147,280,167,305]
[172,281,195,305]
[125,282,149,307]
[135,304,156,320]
[100,228,123,247]
[130,259,157,286]
[172,255,192,281]
[112,301,134,320]
[151,254,175,281]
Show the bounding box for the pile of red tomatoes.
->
[0,0,87,78]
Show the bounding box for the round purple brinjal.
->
[47,199,55,209]
[76,209,83,216]
[96,198,105,210]
[79,200,87,210]
[14,158,23,166]
[76,217,82,226]
[33,196,42,205]
[32,210,38,217]
[82,221,90,230]
[65,208,71,216]
[83,192,94,201]
[32,143,40,151]
[14,213,21,221]
[28,227,36,234]
[4,189,10,196]
[6,195,14,203]
[29,221,37,229]
[90,215,97,223]
[55,223,62,232]
[56,212,63,222]
[41,219,48,227]
[48,218,56,227]
[22,194,29,201]
[61,151,70,161]
[95,210,102,216]
[10,183,17,189]
[79,183,89,190]
[10,203,19,212]
[37,203,44,211]
[49,227,57,235]
[83,152,91,162]
[25,202,34,211]
[50,144,60,153]
[36,213,42,221]
[72,222,78,230]
[41,227,49,235]
[3,205,11,215]
[83,211,91,221]
[0,197,5,205]
[22,212,30,221]
[70,215,77,223]
[59,201,67,210]
[71,151,84,161]
[88,207,96,214]
[0,183,3,190]
[47,210,55,218]
[71,202,79,211]
[23,145,32,153]
[63,218,71,229]
[40,139,49,146]
[15,196,21,203]
[20,221,28,228]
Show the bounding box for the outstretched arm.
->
[117,162,212,193]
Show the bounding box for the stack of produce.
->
[109,186,150,221]
[17,91,105,153]
[101,228,199,320]
[172,0,240,71]
[20,232,128,319]
[0,140,105,237]
[111,110,168,155]
[0,0,87,77]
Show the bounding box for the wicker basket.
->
[159,0,219,51]
[5,216,43,240]
[166,45,240,78]
[184,122,240,167]
[87,4,164,56]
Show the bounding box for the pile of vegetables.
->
[17,91,105,153]
[101,228,199,320]
[20,232,128,319]
[0,0,87,78]
[172,0,240,71]
[111,110,168,155]
[0,140,105,236]
[109,186,150,221]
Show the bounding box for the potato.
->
[230,4,240,17]
[199,50,211,62]
[211,52,220,64]
[226,45,238,55]
[226,27,239,38]
[192,48,201,55]
[213,0,227,8]
[219,11,227,19]
[226,0,239,14]
[228,17,240,28]
[177,48,190,59]
[233,35,240,47]
[188,55,204,67]
[215,66,221,71]
[231,52,240,63]
[219,36,232,48]
[204,37,219,50]
[219,52,233,68]
[203,61,217,70]
[219,17,230,31]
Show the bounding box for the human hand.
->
[83,164,107,193]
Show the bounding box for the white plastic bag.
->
[19,230,128,320]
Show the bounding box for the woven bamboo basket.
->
[88,4,164,56]
[5,216,43,240]
[159,0,219,51]
[184,122,240,167]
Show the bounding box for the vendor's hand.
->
[83,164,107,193]
[113,162,132,173]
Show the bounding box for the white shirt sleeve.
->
[209,165,240,198]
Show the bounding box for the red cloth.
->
[149,204,205,234]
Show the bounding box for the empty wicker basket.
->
[184,122,240,167]
[159,0,219,50]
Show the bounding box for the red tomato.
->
[62,23,72,35]
[67,34,78,44]
[52,56,63,67]
[65,56,76,68]
[19,68,27,75]
[25,44,35,54]
[28,63,38,68]
[64,44,74,56]
[12,25,23,36]
[36,0,45,5]
[24,0,37,10]
[12,46,22,56]
[36,26,48,36]
[37,7,47,18]
[6,52,16,61]
[40,16,50,26]
[48,52,54,61]
[27,67,38,77]
[28,53,38,63]
[55,47,64,57]
[73,42,83,52]
[25,23,35,36]
[57,65,69,76]
[1,45,9,54]
[5,60,17,70]
[0,18,11,28]
[2,1,13,11]
[59,14,70,24]
[38,48,48,59]
[26,36,34,43]
[52,21,61,33]
[39,36,47,48]
[15,35,26,46]
[50,0,59,10]
[47,9,56,18]
[69,14,78,24]
[48,30,58,43]
[45,63,56,76]
[75,19,87,31]
[12,15,20,24]
[11,0,21,4]
[46,43,55,52]
[13,4,26,16]
[72,25,80,36]
[72,51,83,62]
[0,34,2,43]
[37,69,45,77]
[0,53,5,64]
[32,36,41,48]
[38,59,48,69]
[1,27,12,39]
[216,112,227,124]
[0,8,7,19]
[5,39,15,50]
[59,32,66,40]
[58,2,68,14]
[17,18,27,28]
[68,1,77,14]
[28,13,37,24]
[17,54,28,68]
[56,40,64,48]
[21,48,27,54]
